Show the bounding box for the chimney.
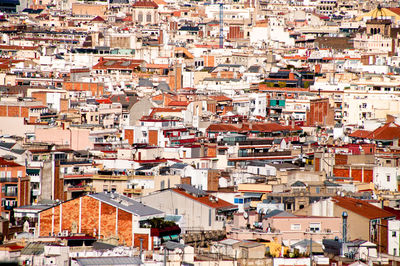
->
[342,211,348,243]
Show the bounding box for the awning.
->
[27,169,40,175]
[243,192,263,198]
[170,235,179,241]
[162,236,171,241]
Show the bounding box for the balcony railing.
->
[3,192,18,197]
[66,185,93,192]
[0,178,19,183]
[237,151,292,158]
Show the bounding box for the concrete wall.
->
[35,128,93,150]
[0,117,35,137]
[140,190,225,231]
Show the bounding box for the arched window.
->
[138,11,143,22]
[370,28,374,35]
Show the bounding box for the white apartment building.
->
[373,166,399,192]
[232,93,267,118]
[388,220,400,256]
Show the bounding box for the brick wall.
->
[314,158,320,171]
[0,106,29,118]
[81,196,99,236]
[39,196,140,246]
[148,130,158,146]
[335,154,348,165]
[63,82,104,96]
[333,167,373,183]
[39,208,53,236]
[134,233,149,250]
[61,199,80,234]
[124,129,134,145]
[32,91,47,105]
[118,209,132,246]
[100,202,117,238]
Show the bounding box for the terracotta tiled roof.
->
[153,0,166,5]
[388,7,400,16]
[123,15,132,22]
[244,123,301,133]
[132,0,158,8]
[149,107,184,116]
[145,63,169,69]
[0,157,22,167]
[172,188,236,209]
[367,122,400,140]
[0,45,38,50]
[210,95,232,102]
[93,58,144,70]
[91,16,105,22]
[332,196,395,220]
[167,101,189,107]
[349,130,372,138]
[207,124,241,132]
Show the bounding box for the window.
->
[291,224,301,230]
[138,12,143,22]
[387,175,391,182]
[309,223,321,233]
[393,231,397,237]
[234,198,244,204]
[209,209,212,226]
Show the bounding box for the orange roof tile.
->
[167,101,190,107]
[349,130,372,138]
[332,196,395,220]
[172,188,236,209]
[210,95,232,102]
[367,122,400,140]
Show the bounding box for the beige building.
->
[139,184,237,231]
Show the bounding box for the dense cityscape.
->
[0,0,399,265]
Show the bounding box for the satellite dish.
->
[243,212,249,219]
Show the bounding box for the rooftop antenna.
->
[219,3,224,49]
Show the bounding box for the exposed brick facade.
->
[314,157,320,171]
[124,129,134,145]
[335,154,348,165]
[81,196,99,236]
[39,195,148,247]
[306,98,334,127]
[100,202,117,239]
[63,81,104,96]
[118,209,132,246]
[333,167,373,183]
[134,233,149,250]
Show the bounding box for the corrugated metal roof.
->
[75,256,142,266]
[89,192,163,217]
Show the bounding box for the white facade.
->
[373,166,399,192]
[388,220,400,256]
